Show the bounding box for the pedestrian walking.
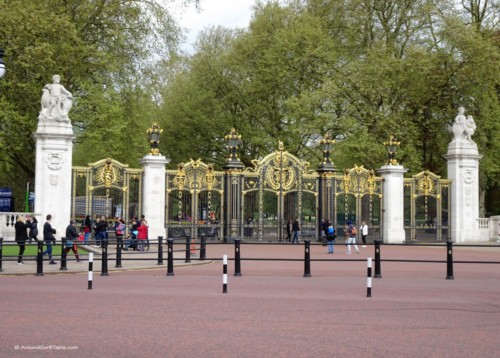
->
[27,215,38,243]
[291,217,300,244]
[346,221,359,254]
[140,215,150,250]
[360,221,368,247]
[42,214,57,264]
[83,215,92,244]
[65,220,81,262]
[14,215,29,265]
[137,218,148,251]
[326,220,336,254]
[321,218,329,246]
[95,216,108,247]
[285,219,292,243]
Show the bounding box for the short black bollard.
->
[367,257,372,297]
[101,240,109,276]
[200,236,206,261]
[303,239,311,277]
[157,236,164,265]
[36,240,44,276]
[446,240,454,280]
[234,238,241,276]
[0,237,3,272]
[185,235,191,263]
[60,237,68,271]
[222,254,228,293]
[374,240,382,278]
[166,238,174,276]
[88,253,94,290]
[115,235,122,268]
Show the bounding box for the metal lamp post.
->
[317,133,336,172]
[383,135,400,165]
[224,128,244,169]
[0,48,6,78]
[146,122,163,156]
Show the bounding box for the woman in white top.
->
[360,221,369,247]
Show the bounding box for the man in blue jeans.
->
[292,217,300,244]
[95,216,108,247]
[42,214,57,264]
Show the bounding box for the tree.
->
[0,0,195,209]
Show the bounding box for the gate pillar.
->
[141,154,170,241]
[378,165,407,243]
[223,129,245,241]
[317,134,336,234]
[444,108,482,243]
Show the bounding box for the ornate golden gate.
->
[165,159,224,239]
[404,171,451,243]
[329,166,383,239]
[241,141,318,241]
[71,158,143,225]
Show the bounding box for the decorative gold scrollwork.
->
[173,163,186,191]
[342,169,351,193]
[97,159,117,188]
[206,164,215,190]
[416,171,434,196]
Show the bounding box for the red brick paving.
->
[1,242,499,357]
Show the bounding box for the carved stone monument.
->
[34,75,74,237]
[444,107,482,243]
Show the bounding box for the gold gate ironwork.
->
[71,158,143,225]
[165,159,224,239]
[332,165,383,239]
[241,141,318,241]
[404,171,451,243]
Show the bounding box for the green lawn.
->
[1,242,88,256]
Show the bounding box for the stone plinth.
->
[378,165,407,243]
[140,155,170,240]
[444,140,482,243]
[34,120,74,237]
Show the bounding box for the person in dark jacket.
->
[14,215,29,265]
[83,215,92,244]
[27,215,38,243]
[42,214,57,264]
[95,216,108,247]
[65,220,80,262]
[291,217,300,244]
[321,218,329,246]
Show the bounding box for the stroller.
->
[124,233,138,251]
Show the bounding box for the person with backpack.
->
[326,220,336,254]
[65,220,81,262]
[346,221,359,254]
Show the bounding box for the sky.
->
[170,0,260,53]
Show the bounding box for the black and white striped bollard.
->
[222,254,228,293]
[367,257,372,297]
[88,253,94,290]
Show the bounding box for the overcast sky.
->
[170,0,260,53]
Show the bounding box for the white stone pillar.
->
[34,120,74,238]
[378,165,407,243]
[140,155,170,241]
[444,141,482,243]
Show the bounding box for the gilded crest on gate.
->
[97,159,118,188]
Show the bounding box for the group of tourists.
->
[14,213,150,266]
[321,219,369,254]
[14,214,78,265]
[283,217,369,253]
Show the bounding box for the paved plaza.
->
[1,242,499,357]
